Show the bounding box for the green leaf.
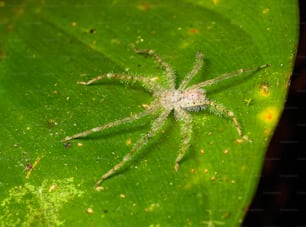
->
[0,0,298,226]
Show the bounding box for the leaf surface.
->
[0,0,298,226]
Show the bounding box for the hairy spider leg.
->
[77,73,162,93]
[95,109,171,188]
[204,99,243,137]
[178,52,204,90]
[189,64,270,90]
[174,108,193,171]
[61,107,159,142]
[134,49,176,89]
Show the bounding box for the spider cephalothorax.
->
[62,48,269,189]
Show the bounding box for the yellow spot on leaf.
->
[188,28,199,35]
[235,138,244,144]
[120,193,126,199]
[144,203,160,212]
[150,76,159,82]
[142,104,150,109]
[48,183,58,192]
[126,138,132,146]
[258,107,279,124]
[212,0,219,5]
[95,186,104,192]
[86,207,94,214]
[262,8,270,14]
[137,3,151,11]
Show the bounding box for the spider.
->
[62,48,269,189]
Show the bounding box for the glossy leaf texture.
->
[0,0,298,226]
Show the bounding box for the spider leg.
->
[205,99,244,138]
[174,108,193,171]
[134,48,176,89]
[78,73,161,93]
[61,107,158,142]
[95,109,171,188]
[188,64,270,90]
[179,52,204,90]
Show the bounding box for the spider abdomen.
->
[180,88,207,111]
[160,88,207,112]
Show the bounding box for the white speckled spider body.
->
[62,48,269,189]
[160,88,207,111]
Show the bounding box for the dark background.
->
[243,1,306,227]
